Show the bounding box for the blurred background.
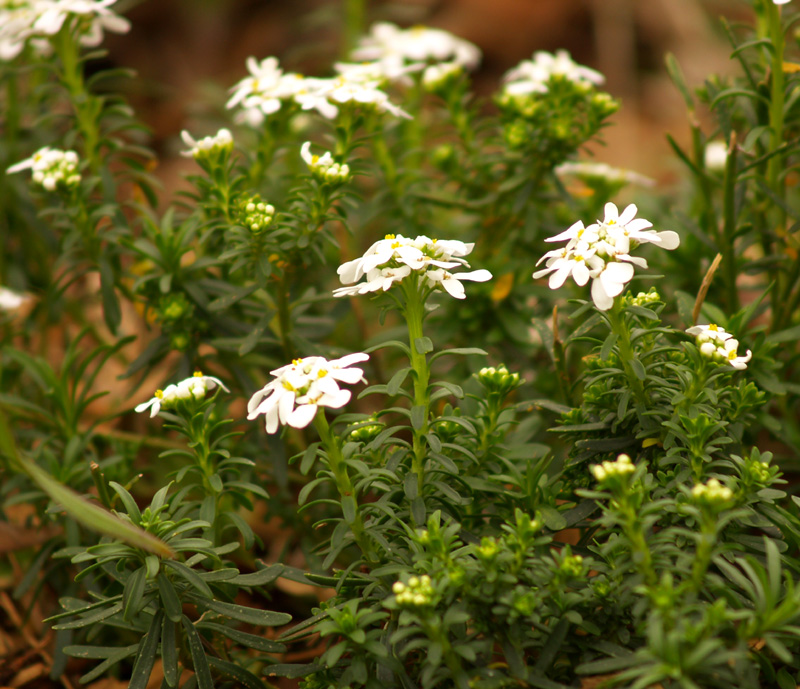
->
[103,0,750,187]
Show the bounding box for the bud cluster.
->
[180,128,234,160]
[476,364,521,395]
[691,478,734,507]
[237,195,276,235]
[300,142,350,183]
[591,453,635,484]
[686,324,752,370]
[7,146,81,191]
[392,575,434,607]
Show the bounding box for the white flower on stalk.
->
[135,372,229,418]
[555,161,655,188]
[7,146,81,191]
[773,0,791,5]
[503,50,604,96]
[686,323,734,346]
[334,59,419,85]
[33,0,130,47]
[334,234,490,300]
[704,140,728,171]
[226,57,307,126]
[422,61,464,91]
[247,353,368,434]
[687,324,751,370]
[351,22,481,73]
[533,202,679,311]
[721,339,752,370]
[180,128,233,159]
[300,141,350,181]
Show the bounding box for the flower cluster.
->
[392,575,434,607]
[502,50,604,97]
[351,22,481,75]
[226,56,410,127]
[236,195,275,234]
[691,478,734,506]
[686,324,752,370]
[555,161,655,188]
[300,142,350,182]
[134,372,229,418]
[334,234,492,300]
[559,553,584,578]
[422,60,464,92]
[247,353,368,434]
[534,202,680,310]
[0,0,129,61]
[7,146,81,191]
[591,453,636,483]
[180,128,233,159]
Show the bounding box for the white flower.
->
[180,128,233,159]
[135,372,229,418]
[704,140,728,171]
[334,59,420,85]
[555,161,655,188]
[300,141,349,181]
[352,22,481,72]
[422,61,463,91]
[774,0,791,5]
[7,146,81,191]
[686,323,734,346]
[0,286,31,312]
[720,338,752,370]
[33,0,129,45]
[226,57,308,125]
[534,203,679,311]
[334,234,489,299]
[247,353,368,434]
[424,267,492,299]
[503,50,604,96]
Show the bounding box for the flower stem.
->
[606,299,651,429]
[313,410,372,561]
[402,278,431,493]
[53,22,102,174]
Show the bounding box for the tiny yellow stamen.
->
[709,324,719,331]
[318,369,328,378]
[193,371,203,378]
[385,233,396,240]
[283,381,295,391]
[391,241,401,249]
[312,154,319,164]
[292,358,303,365]
[155,389,163,399]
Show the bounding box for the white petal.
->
[591,278,614,311]
[288,403,318,428]
[456,269,492,282]
[320,389,352,409]
[656,230,680,250]
[440,276,466,299]
[618,204,638,225]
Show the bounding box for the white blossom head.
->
[247,353,369,434]
[135,372,229,418]
[555,161,655,188]
[533,202,679,311]
[352,22,481,73]
[7,146,81,191]
[300,141,349,182]
[180,128,233,159]
[503,49,604,97]
[334,234,491,300]
[686,324,751,370]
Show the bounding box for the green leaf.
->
[129,611,163,689]
[164,560,213,598]
[387,367,411,395]
[123,567,147,621]
[410,405,426,430]
[53,601,124,630]
[199,622,286,652]
[429,347,487,363]
[207,657,267,689]
[98,256,122,333]
[182,616,214,689]
[414,337,433,354]
[161,616,179,687]
[157,573,183,622]
[192,596,292,627]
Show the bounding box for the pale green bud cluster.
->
[745,459,772,484]
[687,324,752,370]
[320,161,350,183]
[560,553,584,578]
[238,195,275,235]
[477,536,499,559]
[476,364,521,395]
[181,128,234,160]
[625,289,660,307]
[591,453,635,483]
[348,414,384,442]
[392,575,433,607]
[691,478,733,506]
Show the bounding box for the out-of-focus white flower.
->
[503,50,604,97]
[0,286,31,312]
[555,161,655,188]
[247,353,368,434]
[135,372,229,418]
[0,0,129,60]
[334,234,490,299]
[773,0,791,5]
[227,56,411,125]
[422,61,464,91]
[180,128,233,159]
[7,146,81,191]
[334,59,419,85]
[300,141,350,182]
[352,22,481,73]
[686,323,734,346]
[533,202,679,311]
[704,140,728,171]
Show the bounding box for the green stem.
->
[606,300,651,428]
[720,134,740,313]
[276,275,293,361]
[53,23,102,174]
[314,411,372,561]
[622,500,656,587]
[402,278,431,492]
[342,0,366,59]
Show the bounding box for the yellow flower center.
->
[283,381,295,391]
[709,324,718,331]
[391,241,401,249]
[193,371,203,378]
[292,358,303,365]
[312,154,319,164]
[318,369,328,378]
[155,389,163,399]
[385,234,396,240]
